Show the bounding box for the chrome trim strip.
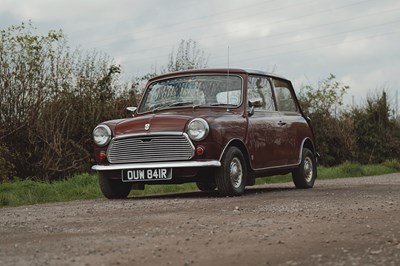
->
[297,138,306,165]
[297,137,315,164]
[113,131,183,141]
[218,138,246,162]
[92,160,221,171]
[184,132,196,151]
[253,163,299,171]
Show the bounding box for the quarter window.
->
[273,79,298,112]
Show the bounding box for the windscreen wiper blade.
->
[168,101,194,107]
[209,103,237,107]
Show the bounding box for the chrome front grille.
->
[107,133,194,164]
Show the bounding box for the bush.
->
[299,76,400,166]
[338,162,364,177]
[0,143,15,182]
[0,22,136,180]
[350,91,400,164]
[382,160,400,171]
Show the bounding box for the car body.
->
[92,68,318,198]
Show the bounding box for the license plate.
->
[122,168,172,182]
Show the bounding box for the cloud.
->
[0,0,399,103]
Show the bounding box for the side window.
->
[273,79,298,112]
[248,76,275,111]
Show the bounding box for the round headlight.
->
[93,125,112,146]
[187,118,209,141]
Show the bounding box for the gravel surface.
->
[0,174,399,266]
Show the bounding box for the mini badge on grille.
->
[144,123,150,131]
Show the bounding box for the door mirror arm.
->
[248,105,255,116]
[248,99,262,116]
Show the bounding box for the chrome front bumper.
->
[92,160,221,171]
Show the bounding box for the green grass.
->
[0,174,102,207]
[1,160,399,208]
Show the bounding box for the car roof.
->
[148,68,289,82]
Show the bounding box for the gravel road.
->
[1,174,399,266]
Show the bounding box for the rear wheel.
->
[292,148,317,189]
[215,147,247,196]
[99,173,132,199]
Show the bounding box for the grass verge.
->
[1,160,399,208]
[0,174,101,208]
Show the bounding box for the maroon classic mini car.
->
[92,68,318,199]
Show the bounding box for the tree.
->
[0,22,128,181]
[299,74,349,117]
[164,39,208,72]
[0,21,66,180]
[298,74,354,165]
[351,91,400,163]
[132,39,209,98]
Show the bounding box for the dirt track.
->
[1,174,399,266]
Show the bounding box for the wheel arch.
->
[302,138,315,154]
[219,139,252,171]
[298,137,317,164]
[292,138,318,189]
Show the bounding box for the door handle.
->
[278,121,287,126]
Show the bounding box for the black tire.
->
[99,173,132,199]
[215,146,247,196]
[292,148,317,189]
[196,181,216,192]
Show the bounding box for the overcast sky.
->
[1,0,399,108]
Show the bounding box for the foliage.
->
[132,39,209,102]
[299,75,400,165]
[0,143,15,181]
[0,173,101,207]
[129,72,157,106]
[298,74,354,165]
[164,39,208,73]
[0,22,132,181]
[300,73,349,115]
[317,160,399,179]
[351,91,400,163]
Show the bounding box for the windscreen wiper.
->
[209,103,237,107]
[168,101,194,107]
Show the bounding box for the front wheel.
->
[99,173,132,199]
[196,181,216,192]
[292,148,317,189]
[215,147,247,196]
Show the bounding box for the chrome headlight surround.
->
[93,125,112,147]
[187,118,209,141]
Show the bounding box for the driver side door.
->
[246,76,288,169]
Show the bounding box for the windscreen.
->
[139,75,243,113]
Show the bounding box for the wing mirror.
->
[126,107,137,117]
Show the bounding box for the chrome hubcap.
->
[230,157,243,188]
[304,157,314,183]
